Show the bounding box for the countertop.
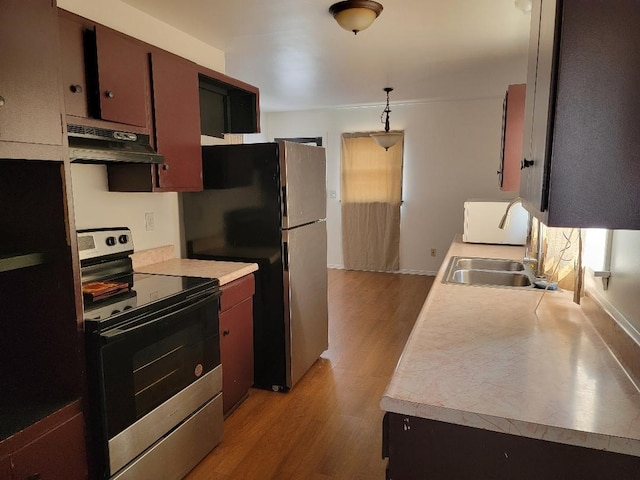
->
[381,236,640,456]
[135,258,258,286]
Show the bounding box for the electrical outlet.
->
[145,212,155,231]
[430,248,437,257]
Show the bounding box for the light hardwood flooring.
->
[186,269,434,480]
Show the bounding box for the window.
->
[340,132,404,272]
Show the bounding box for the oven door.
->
[88,288,221,476]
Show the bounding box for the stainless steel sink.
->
[453,258,525,272]
[448,269,532,287]
[443,256,534,288]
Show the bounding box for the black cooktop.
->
[83,272,218,331]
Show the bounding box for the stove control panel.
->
[77,227,134,262]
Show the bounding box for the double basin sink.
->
[443,256,535,288]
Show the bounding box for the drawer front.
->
[220,274,255,313]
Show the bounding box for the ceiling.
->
[120,0,532,112]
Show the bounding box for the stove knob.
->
[118,234,129,245]
[111,309,120,316]
[106,236,117,246]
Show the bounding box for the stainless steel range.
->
[79,228,223,479]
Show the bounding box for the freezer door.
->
[282,220,328,387]
[280,141,327,229]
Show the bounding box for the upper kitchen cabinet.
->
[58,11,151,131]
[151,50,203,192]
[92,26,150,128]
[59,14,89,119]
[199,71,260,137]
[520,0,640,229]
[109,57,260,193]
[499,84,525,192]
[0,0,65,161]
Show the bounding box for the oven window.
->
[133,324,204,418]
[98,295,220,439]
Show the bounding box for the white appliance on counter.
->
[463,200,529,245]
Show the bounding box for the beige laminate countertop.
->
[381,236,640,456]
[135,259,258,286]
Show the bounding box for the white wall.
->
[60,0,226,254]
[264,98,515,274]
[586,230,640,338]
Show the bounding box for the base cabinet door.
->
[0,456,11,480]
[383,413,640,480]
[10,413,87,480]
[219,275,255,416]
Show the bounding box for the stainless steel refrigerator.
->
[181,141,328,391]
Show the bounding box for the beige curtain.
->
[341,132,404,271]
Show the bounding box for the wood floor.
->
[186,269,434,480]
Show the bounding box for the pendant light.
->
[329,1,383,35]
[370,87,403,151]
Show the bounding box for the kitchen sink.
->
[443,256,534,288]
[448,269,532,287]
[452,258,525,272]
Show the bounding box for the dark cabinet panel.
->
[11,412,87,480]
[0,0,64,157]
[520,0,640,229]
[94,26,149,128]
[220,275,255,416]
[151,51,203,191]
[0,455,10,479]
[384,413,640,479]
[199,71,260,137]
[59,14,89,118]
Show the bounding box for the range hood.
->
[68,124,164,164]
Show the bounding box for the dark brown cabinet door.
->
[151,51,203,191]
[0,455,11,480]
[11,413,87,480]
[95,26,148,127]
[219,275,255,415]
[521,0,640,229]
[0,0,63,151]
[59,14,89,118]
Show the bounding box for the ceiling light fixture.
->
[329,0,383,35]
[514,0,532,13]
[370,87,403,151]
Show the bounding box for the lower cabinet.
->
[383,413,640,480]
[1,402,87,480]
[220,274,255,416]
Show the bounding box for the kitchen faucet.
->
[498,197,546,278]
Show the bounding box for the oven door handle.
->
[100,291,220,342]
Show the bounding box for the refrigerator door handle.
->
[281,186,288,217]
[283,242,289,271]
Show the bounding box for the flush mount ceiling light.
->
[329,0,383,35]
[370,87,403,151]
[514,0,532,13]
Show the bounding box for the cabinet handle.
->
[162,164,170,171]
[521,159,535,169]
[105,90,115,99]
[0,96,5,106]
[70,84,83,94]
[223,329,230,336]
[27,474,41,480]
